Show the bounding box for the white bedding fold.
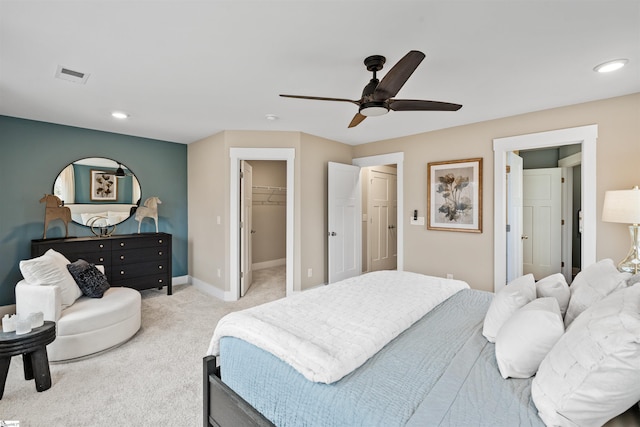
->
[207,270,469,384]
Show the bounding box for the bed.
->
[203,266,640,427]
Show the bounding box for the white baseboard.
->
[190,276,236,301]
[0,304,16,317]
[172,275,190,286]
[252,258,286,271]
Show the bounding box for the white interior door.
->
[328,162,361,284]
[369,167,397,271]
[506,152,523,282]
[522,168,562,279]
[240,160,253,296]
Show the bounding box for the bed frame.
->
[203,355,275,427]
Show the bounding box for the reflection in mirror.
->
[53,157,141,227]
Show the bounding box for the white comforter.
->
[207,270,469,384]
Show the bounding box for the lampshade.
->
[115,164,126,178]
[602,186,640,224]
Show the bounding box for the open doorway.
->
[507,145,582,284]
[241,160,287,297]
[353,152,404,273]
[361,164,397,272]
[230,148,294,301]
[493,125,597,293]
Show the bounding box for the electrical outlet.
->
[307,268,313,278]
[446,273,454,279]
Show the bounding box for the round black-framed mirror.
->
[53,157,141,227]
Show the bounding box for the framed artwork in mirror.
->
[90,169,118,201]
[427,157,482,233]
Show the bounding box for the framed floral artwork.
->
[427,158,482,233]
[90,169,117,201]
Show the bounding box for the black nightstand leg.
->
[23,352,34,379]
[30,347,52,392]
[0,357,10,399]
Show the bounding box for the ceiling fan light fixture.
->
[360,103,389,117]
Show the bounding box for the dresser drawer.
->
[113,273,169,291]
[110,260,168,281]
[111,236,168,250]
[112,246,168,264]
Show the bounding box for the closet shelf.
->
[252,185,286,205]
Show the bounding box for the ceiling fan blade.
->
[389,99,462,112]
[373,50,425,101]
[280,94,359,104]
[348,112,367,128]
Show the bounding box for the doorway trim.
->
[230,148,295,301]
[493,125,597,293]
[352,152,404,271]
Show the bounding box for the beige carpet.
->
[1,266,285,427]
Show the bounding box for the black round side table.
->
[0,320,56,399]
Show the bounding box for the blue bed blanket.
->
[220,289,545,427]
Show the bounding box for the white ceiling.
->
[1,1,639,146]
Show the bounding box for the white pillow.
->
[19,249,82,309]
[482,274,536,342]
[495,297,564,379]
[531,283,640,427]
[535,273,570,316]
[564,259,631,328]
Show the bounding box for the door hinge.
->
[506,224,511,232]
[240,272,244,278]
[561,261,565,267]
[506,165,511,173]
[561,177,565,183]
[240,170,244,179]
[240,221,244,229]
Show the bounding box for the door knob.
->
[388,225,395,229]
[521,235,529,240]
[251,229,256,234]
[328,231,337,236]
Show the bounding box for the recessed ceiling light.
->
[265,114,279,121]
[593,59,628,73]
[111,111,129,119]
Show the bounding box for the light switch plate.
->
[410,216,425,226]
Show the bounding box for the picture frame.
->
[90,169,117,201]
[427,158,482,233]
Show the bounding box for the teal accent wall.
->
[0,116,188,306]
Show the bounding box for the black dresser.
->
[31,233,172,295]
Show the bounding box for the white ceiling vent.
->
[55,65,90,84]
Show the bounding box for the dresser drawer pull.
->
[158,265,163,270]
[120,270,125,275]
[158,239,163,244]
[99,257,104,262]
[158,279,163,283]
[158,251,163,256]
[120,242,125,247]
[120,255,125,260]
[99,244,104,249]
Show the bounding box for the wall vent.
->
[55,65,90,84]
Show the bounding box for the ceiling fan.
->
[280,50,462,128]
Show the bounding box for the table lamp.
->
[602,186,640,274]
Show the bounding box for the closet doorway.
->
[241,160,287,296]
[230,147,294,301]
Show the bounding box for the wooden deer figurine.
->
[40,194,71,239]
[135,196,162,233]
